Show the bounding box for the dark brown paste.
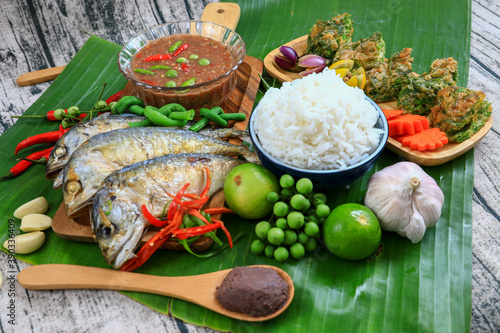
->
[216,266,289,317]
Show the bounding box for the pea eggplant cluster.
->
[251,174,331,262]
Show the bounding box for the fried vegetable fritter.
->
[333,32,386,70]
[397,57,459,116]
[306,13,354,59]
[428,86,492,142]
[364,47,414,102]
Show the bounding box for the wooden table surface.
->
[0,0,498,332]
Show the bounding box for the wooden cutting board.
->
[51,55,264,250]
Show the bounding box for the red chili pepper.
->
[172,222,222,239]
[142,204,168,228]
[120,209,183,272]
[143,54,172,62]
[181,62,189,71]
[202,207,233,215]
[172,43,189,56]
[105,90,123,104]
[141,79,157,85]
[167,182,191,221]
[1,147,53,182]
[211,217,233,248]
[11,109,68,121]
[15,127,70,155]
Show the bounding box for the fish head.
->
[62,165,93,218]
[92,192,147,269]
[46,140,71,180]
[63,153,117,218]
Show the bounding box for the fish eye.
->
[54,146,66,157]
[98,225,114,239]
[66,181,81,194]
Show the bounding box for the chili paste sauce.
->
[131,34,233,87]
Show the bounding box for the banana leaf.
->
[0,0,472,332]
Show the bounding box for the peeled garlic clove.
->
[20,214,52,232]
[3,231,45,254]
[364,161,444,243]
[13,196,49,219]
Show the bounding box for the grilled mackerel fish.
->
[92,153,246,269]
[62,127,258,218]
[47,113,250,183]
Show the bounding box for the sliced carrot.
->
[387,114,429,136]
[382,109,404,120]
[395,128,449,151]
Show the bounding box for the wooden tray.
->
[263,35,493,166]
[51,55,264,249]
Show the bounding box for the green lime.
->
[223,164,280,219]
[323,203,381,260]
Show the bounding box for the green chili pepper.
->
[220,113,246,121]
[149,65,171,70]
[134,68,156,75]
[169,109,195,121]
[180,78,197,87]
[189,54,199,60]
[113,96,145,115]
[169,40,182,53]
[143,106,188,127]
[199,108,228,127]
[176,57,188,64]
[165,81,176,87]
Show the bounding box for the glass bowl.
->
[249,97,389,189]
[118,20,246,110]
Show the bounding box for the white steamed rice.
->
[254,69,383,170]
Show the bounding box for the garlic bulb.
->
[364,161,444,243]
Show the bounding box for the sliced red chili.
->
[120,167,233,271]
[141,79,157,85]
[143,54,172,62]
[172,222,222,239]
[167,182,191,221]
[172,43,189,56]
[200,167,211,198]
[202,207,233,215]
[210,217,233,248]
[142,204,168,228]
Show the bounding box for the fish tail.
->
[241,151,261,164]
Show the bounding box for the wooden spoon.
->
[16,3,241,87]
[17,263,294,322]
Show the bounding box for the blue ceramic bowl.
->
[249,97,389,189]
